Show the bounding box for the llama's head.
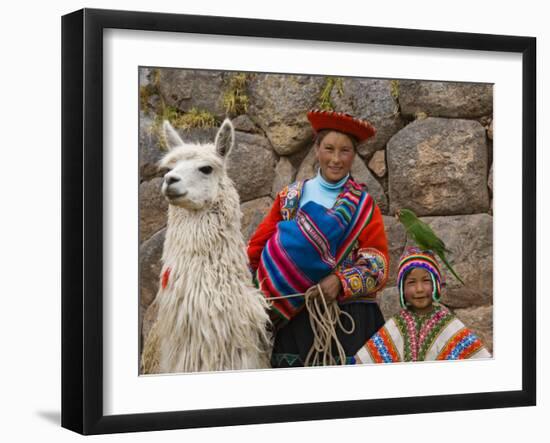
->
[158,119,235,210]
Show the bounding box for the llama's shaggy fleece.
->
[141,120,272,374]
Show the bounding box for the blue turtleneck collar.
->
[317,169,350,190]
[299,169,350,209]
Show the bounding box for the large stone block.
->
[139,177,168,242]
[240,196,275,243]
[226,132,277,202]
[368,150,387,178]
[399,81,493,118]
[139,228,166,311]
[157,69,226,119]
[271,157,297,198]
[388,118,490,216]
[330,78,405,157]
[248,74,325,155]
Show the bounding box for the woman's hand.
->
[311,274,342,304]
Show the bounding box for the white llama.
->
[141,119,272,374]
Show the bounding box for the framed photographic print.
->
[62,8,536,435]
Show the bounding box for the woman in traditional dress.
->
[353,247,491,364]
[247,109,389,368]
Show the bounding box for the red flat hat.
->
[307,109,376,142]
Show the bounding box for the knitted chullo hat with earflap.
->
[397,246,443,309]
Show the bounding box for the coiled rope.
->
[260,282,355,366]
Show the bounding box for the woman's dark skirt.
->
[271,301,385,367]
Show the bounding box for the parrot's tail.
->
[440,254,465,286]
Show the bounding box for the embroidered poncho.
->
[354,305,491,363]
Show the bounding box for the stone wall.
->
[139,68,494,354]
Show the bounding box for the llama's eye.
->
[199,166,213,174]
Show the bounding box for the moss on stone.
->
[172,107,217,130]
[390,80,400,100]
[318,77,344,111]
[140,84,155,114]
[223,72,250,116]
[143,68,218,150]
[151,107,218,150]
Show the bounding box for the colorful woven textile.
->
[257,181,375,324]
[355,305,491,363]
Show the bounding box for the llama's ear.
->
[163,120,184,150]
[214,118,235,159]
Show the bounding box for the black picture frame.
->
[61,8,536,435]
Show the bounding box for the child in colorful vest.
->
[354,246,491,363]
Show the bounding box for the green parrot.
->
[396,208,465,286]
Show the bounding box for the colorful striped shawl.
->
[257,180,375,325]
